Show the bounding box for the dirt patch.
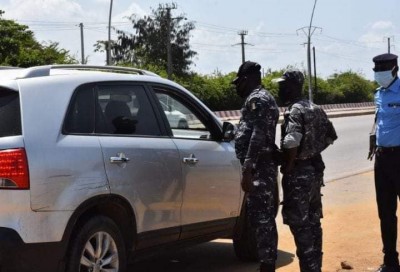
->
[276,171,391,272]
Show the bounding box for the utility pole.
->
[239,30,247,64]
[384,36,395,54]
[388,37,393,53]
[233,30,252,64]
[79,23,85,64]
[160,3,177,79]
[106,0,113,65]
[313,46,317,93]
[297,0,320,103]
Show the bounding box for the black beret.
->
[372,53,398,64]
[232,61,261,84]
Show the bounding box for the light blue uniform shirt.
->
[375,77,400,147]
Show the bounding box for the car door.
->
[95,83,183,246]
[152,86,241,237]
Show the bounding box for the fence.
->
[214,102,375,121]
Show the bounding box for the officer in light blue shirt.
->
[374,56,400,147]
[370,53,400,272]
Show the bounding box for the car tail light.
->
[0,148,29,189]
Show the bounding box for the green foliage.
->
[324,72,375,103]
[102,4,197,77]
[0,11,77,67]
[177,72,242,111]
[262,69,286,105]
[174,70,376,111]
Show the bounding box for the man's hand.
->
[241,159,254,192]
[367,134,376,161]
[281,147,298,174]
[241,167,253,192]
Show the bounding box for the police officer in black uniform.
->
[233,61,280,272]
[369,53,400,272]
[276,69,337,272]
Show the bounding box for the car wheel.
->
[66,215,127,272]
[177,119,188,129]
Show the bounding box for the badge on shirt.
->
[388,103,400,108]
[251,101,257,110]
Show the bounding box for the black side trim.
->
[180,217,237,240]
[135,226,180,249]
[133,218,237,261]
[0,227,65,272]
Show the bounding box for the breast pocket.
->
[386,102,400,115]
[383,102,400,128]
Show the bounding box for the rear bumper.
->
[0,227,65,272]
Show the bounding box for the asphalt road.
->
[316,114,374,182]
[128,114,376,272]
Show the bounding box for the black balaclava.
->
[277,69,304,105]
[232,61,262,98]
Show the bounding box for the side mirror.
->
[222,122,236,142]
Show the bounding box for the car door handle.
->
[110,153,130,164]
[182,154,199,165]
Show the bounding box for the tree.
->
[0,10,77,67]
[179,72,241,111]
[326,72,375,103]
[105,4,197,77]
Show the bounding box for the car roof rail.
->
[0,66,21,70]
[17,64,160,79]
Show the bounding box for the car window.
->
[64,85,95,134]
[97,84,161,136]
[64,84,161,136]
[0,88,21,137]
[155,91,211,139]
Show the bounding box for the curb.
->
[214,102,375,122]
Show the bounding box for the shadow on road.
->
[129,239,295,271]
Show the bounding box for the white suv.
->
[0,65,258,272]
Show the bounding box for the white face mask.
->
[374,69,395,88]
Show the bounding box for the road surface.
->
[274,114,375,182]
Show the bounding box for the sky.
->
[1,0,399,80]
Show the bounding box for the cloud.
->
[371,21,395,31]
[5,0,84,21]
[114,2,147,21]
[359,20,395,44]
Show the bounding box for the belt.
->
[294,158,314,166]
[376,146,400,153]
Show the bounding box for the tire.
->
[66,215,127,272]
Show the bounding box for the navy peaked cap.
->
[373,53,398,64]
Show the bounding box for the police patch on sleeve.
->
[248,97,266,117]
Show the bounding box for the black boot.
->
[376,265,400,272]
[260,262,275,272]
